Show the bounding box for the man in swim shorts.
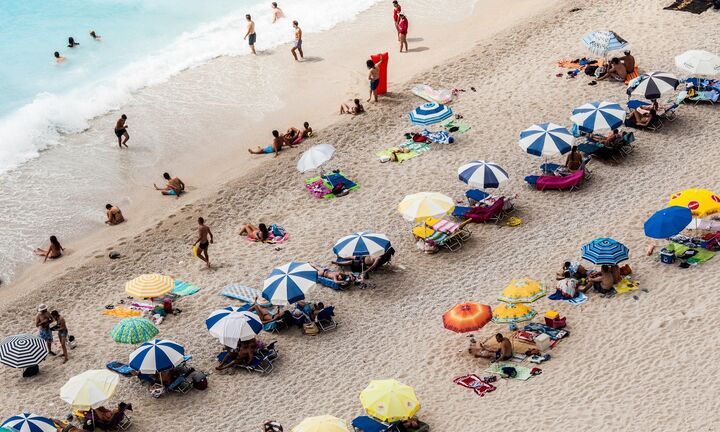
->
[248,130,284,157]
[291,21,304,61]
[244,14,257,55]
[105,204,125,225]
[154,172,185,197]
[367,56,383,102]
[50,310,69,363]
[114,114,129,148]
[35,304,56,356]
[193,217,214,268]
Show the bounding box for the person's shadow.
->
[301,56,324,63]
[407,47,429,53]
[407,37,424,43]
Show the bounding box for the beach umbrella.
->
[457,161,509,189]
[297,144,336,173]
[128,339,185,374]
[581,237,629,265]
[644,206,693,239]
[124,274,174,298]
[570,101,625,133]
[109,317,159,344]
[631,72,679,100]
[518,123,574,157]
[206,307,263,348]
[360,379,420,423]
[498,278,546,303]
[1,413,56,432]
[442,303,492,333]
[0,334,48,369]
[333,231,391,258]
[408,102,453,125]
[60,369,119,410]
[262,262,318,305]
[581,30,628,57]
[397,192,454,222]
[292,416,350,432]
[675,50,720,76]
[491,303,536,324]
[668,188,720,218]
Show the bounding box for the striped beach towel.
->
[432,219,460,233]
[172,280,201,296]
[220,284,272,307]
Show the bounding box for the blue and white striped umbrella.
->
[206,307,263,348]
[408,102,453,125]
[581,237,629,265]
[457,161,509,188]
[262,262,318,305]
[519,123,574,157]
[2,413,56,432]
[582,30,628,57]
[570,101,625,133]
[333,231,391,258]
[128,339,185,374]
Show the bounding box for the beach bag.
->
[190,371,208,390]
[303,322,319,336]
[594,66,607,77]
[585,65,598,76]
[22,365,39,378]
[501,366,517,378]
[270,224,286,237]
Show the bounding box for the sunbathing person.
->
[283,127,301,147]
[87,403,133,430]
[340,98,365,115]
[597,57,627,82]
[333,247,395,279]
[248,130,284,157]
[216,347,239,370]
[583,265,615,295]
[154,172,185,197]
[469,333,513,361]
[249,299,285,323]
[311,264,355,283]
[590,129,621,146]
[564,146,583,171]
[557,261,587,279]
[35,235,64,262]
[301,122,313,138]
[294,301,324,321]
[627,108,655,126]
[239,223,269,241]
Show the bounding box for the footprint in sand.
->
[94,254,104,259]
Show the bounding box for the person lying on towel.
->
[469,333,513,361]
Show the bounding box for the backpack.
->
[23,365,39,378]
[190,371,208,390]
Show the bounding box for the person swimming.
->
[67,37,79,48]
[54,51,66,63]
[89,30,101,40]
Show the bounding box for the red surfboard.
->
[371,52,389,95]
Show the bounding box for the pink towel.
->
[433,219,460,233]
[305,180,331,198]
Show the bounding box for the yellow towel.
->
[103,306,142,318]
[424,217,441,226]
[614,278,639,294]
[412,226,434,239]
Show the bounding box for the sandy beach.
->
[3,0,720,431]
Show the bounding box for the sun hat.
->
[37,304,48,312]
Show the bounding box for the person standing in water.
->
[54,52,66,63]
[67,37,79,48]
[396,14,409,53]
[114,114,129,148]
[244,14,257,55]
[50,310,69,363]
[291,21,304,61]
[367,56,383,102]
[193,217,214,268]
[271,2,284,23]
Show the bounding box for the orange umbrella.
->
[442,303,492,333]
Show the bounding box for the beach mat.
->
[614,278,639,294]
[664,0,713,13]
[453,374,497,397]
[548,290,588,305]
[220,284,272,307]
[485,362,534,381]
[102,306,141,318]
[172,280,201,296]
[377,147,419,163]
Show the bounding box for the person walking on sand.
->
[193,217,214,268]
[154,172,185,197]
[114,114,129,148]
[367,56,383,102]
[396,13,409,53]
[271,2,284,23]
[244,14,257,55]
[50,310,69,363]
[105,204,125,225]
[392,1,402,40]
[291,21,304,61]
[35,305,56,356]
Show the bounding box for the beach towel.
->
[624,66,640,85]
[323,172,359,191]
[453,374,497,396]
[402,140,432,153]
[430,219,460,233]
[548,290,588,305]
[172,280,201,296]
[129,302,155,311]
[524,323,569,340]
[687,249,716,264]
[485,363,534,381]
[304,177,333,199]
[420,129,454,144]
[441,119,471,134]
[102,306,142,318]
[220,284,272,307]
[411,84,453,104]
[377,147,419,163]
[664,0,714,14]
[106,361,134,376]
[614,278,639,294]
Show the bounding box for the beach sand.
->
[3,0,720,430]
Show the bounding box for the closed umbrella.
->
[60,370,119,410]
[0,334,48,369]
[124,274,174,298]
[110,318,159,344]
[644,206,693,239]
[675,50,720,76]
[297,144,336,173]
[581,30,628,57]
[668,188,720,218]
[397,192,454,222]
[457,161,509,188]
[292,416,350,432]
[570,101,625,133]
[581,237,629,265]
[1,413,56,432]
[262,262,318,305]
[408,102,453,125]
[442,303,492,333]
[498,278,546,303]
[333,232,391,258]
[360,379,420,423]
[491,303,536,324]
[519,123,574,157]
[631,72,679,100]
[128,339,185,374]
[206,307,263,348]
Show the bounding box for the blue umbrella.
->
[582,30,628,57]
[457,161,509,188]
[333,232,391,258]
[581,237,629,265]
[262,262,317,305]
[644,206,692,239]
[128,339,185,374]
[570,101,625,133]
[2,413,56,432]
[518,123,573,157]
[408,102,453,125]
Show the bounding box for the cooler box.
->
[660,249,676,264]
[545,316,566,329]
[534,333,552,352]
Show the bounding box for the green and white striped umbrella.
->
[109,318,159,344]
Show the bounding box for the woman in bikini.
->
[35,235,64,263]
[249,298,284,323]
[239,223,269,241]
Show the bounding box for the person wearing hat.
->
[621,50,635,75]
[35,305,56,356]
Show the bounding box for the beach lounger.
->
[318,276,344,291]
[216,342,278,374]
[527,169,585,191]
[314,306,338,332]
[465,189,489,204]
[412,226,462,251]
[351,416,400,432]
[464,198,505,224]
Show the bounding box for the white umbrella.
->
[297,144,336,173]
[675,50,720,76]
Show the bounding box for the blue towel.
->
[106,361,134,376]
[548,290,588,305]
[466,189,489,202]
[323,173,356,190]
[578,143,601,154]
[452,206,471,218]
[351,416,390,432]
[318,276,342,290]
[540,163,561,173]
[525,175,540,185]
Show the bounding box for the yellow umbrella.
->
[360,379,420,423]
[292,415,350,432]
[125,274,174,298]
[668,188,720,218]
[491,303,536,324]
[60,369,119,410]
[498,278,546,303]
[398,192,455,222]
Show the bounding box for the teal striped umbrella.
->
[110,318,159,344]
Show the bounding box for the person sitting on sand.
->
[54,51,66,63]
[564,145,583,171]
[583,264,615,295]
[597,57,627,82]
[35,236,64,262]
[90,30,101,40]
[621,50,635,73]
[154,172,185,197]
[105,204,125,225]
[248,130,284,157]
[340,99,365,115]
[556,271,579,299]
[301,122,313,138]
[283,127,301,147]
[557,261,587,280]
[469,333,513,361]
[240,223,270,242]
[627,107,655,127]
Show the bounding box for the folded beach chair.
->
[106,361,135,377]
[167,374,193,394]
[314,306,338,332]
[464,197,505,224]
[351,416,400,432]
